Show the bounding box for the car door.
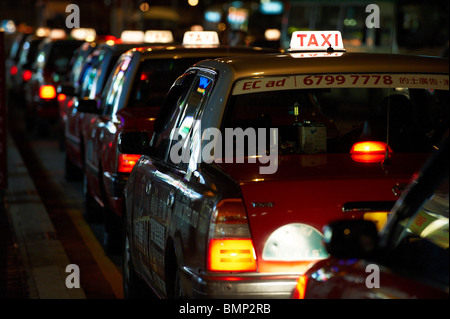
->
[85,55,132,203]
[130,71,197,294]
[154,72,217,286]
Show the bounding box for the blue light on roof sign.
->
[260,1,283,15]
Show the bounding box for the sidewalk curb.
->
[5,135,86,299]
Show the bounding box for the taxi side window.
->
[150,72,197,161]
[168,75,214,169]
[101,56,131,117]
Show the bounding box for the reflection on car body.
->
[80,31,278,252]
[120,31,449,298]
[293,134,449,299]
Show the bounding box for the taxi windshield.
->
[223,81,448,155]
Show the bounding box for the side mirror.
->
[118,131,151,155]
[323,219,378,259]
[76,98,99,114]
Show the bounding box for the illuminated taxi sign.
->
[70,28,96,41]
[120,30,145,43]
[144,30,174,43]
[289,31,345,52]
[182,31,220,46]
[36,27,50,37]
[49,29,66,40]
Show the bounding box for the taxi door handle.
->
[167,191,175,208]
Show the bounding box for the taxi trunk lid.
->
[216,153,430,274]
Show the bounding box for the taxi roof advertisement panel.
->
[233,73,449,95]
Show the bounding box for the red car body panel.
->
[303,256,448,299]
[217,153,430,273]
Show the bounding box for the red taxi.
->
[62,42,144,180]
[62,30,175,180]
[118,31,448,298]
[23,30,83,132]
[79,31,278,251]
[293,134,448,299]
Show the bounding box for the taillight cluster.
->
[207,199,257,272]
[117,154,141,173]
[39,85,57,100]
[350,141,392,163]
[292,274,308,299]
[22,69,32,82]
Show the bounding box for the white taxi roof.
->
[288,31,345,52]
[182,31,220,46]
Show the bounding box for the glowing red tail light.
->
[118,154,141,173]
[22,69,32,82]
[292,274,308,299]
[350,141,393,163]
[39,85,57,99]
[207,199,257,272]
[57,93,67,102]
[10,65,18,75]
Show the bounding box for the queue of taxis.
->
[79,31,278,252]
[118,31,449,298]
[23,29,83,132]
[293,134,448,299]
[61,30,160,180]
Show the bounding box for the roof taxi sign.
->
[144,30,174,43]
[289,31,345,52]
[120,30,145,44]
[182,31,220,46]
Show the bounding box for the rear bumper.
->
[186,270,298,299]
[36,99,59,119]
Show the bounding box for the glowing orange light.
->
[350,141,392,163]
[292,275,308,299]
[118,154,141,173]
[39,85,57,99]
[208,239,257,272]
[57,93,66,102]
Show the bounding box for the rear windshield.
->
[128,58,210,108]
[47,42,82,74]
[223,74,449,154]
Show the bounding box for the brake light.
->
[350,141,392,163]
[118,154,141,173]
[22,69,32,82]
[207,199,257,272]
[10,65,18,75]
[39,85,57,99]
[57,93,67,102]
[292,274,308,299]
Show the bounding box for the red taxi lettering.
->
[243,80,261,90]
[243,79,286,91]
[266,79,285,88]
[296,33,340,48]
[296,34,307,47]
